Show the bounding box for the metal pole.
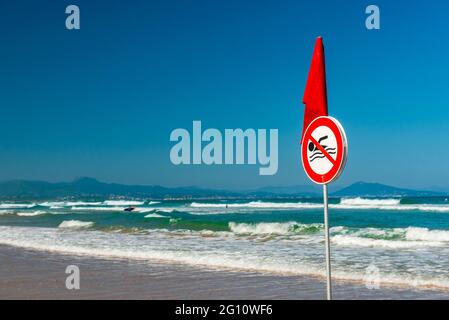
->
[323,183,332,300]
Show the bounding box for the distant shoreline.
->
[1,245,447,300]
[0,178,445,200]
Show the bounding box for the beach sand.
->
[0,245,447,300]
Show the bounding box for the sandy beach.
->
[0,245,447,300]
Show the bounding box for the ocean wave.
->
[16,211,47,217]
[189,199,449,213]
[39,201,102,207]
[191,201,322,209]
[229,222,323,235]
[0,203,36,209]
[226,223,449,246]
[332,234,443,249]
[330,226,449,247]
[103,200,144,206]
[144,213,171,218]
[58,220,95,229]
[133,208,156,213]
[405,227,449,242]
[132,207,173,213]
[71,206,126,212]
[39,200,159,208]
[333,203,449,212]
[156,209,175,213]
[340,197,401,206]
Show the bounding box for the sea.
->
[1,196,449,290]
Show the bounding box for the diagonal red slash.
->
[308,135,336,166]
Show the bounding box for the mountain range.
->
[0,178,444,200]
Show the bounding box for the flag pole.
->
[323,183,332,300]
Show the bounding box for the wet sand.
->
[0,245,447,300]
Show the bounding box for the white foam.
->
[144,213,171,218]
[405,227,449,242]
[133,207,175,214]
[332,234,443,249]
[229,222,322,235]
[16,211,47,217]
[334,202,449,212]
[148,201,161,205]
[103,200,144,206]
[39,201,102,207]
[190,200,449,213]
[58,220,95,229]
[71,206,126,212]
[412,205,449,213]
[156,209,175,213]
[340,197,401,206]
[0,203,35,209]
[131,208,154,213]
[190,201,322,209]
[335,198,449,212]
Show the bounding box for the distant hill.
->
[0,178,445,200]
[332,181,443,197]
[0,177,238,200]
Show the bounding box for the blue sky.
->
[1,0,448,190]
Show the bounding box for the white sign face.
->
[306,125,338,175]
[301,116,347,185]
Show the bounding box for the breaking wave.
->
[228,222,323,235]
[16,211,47,217]
[405,227,449,242]
[102,200,144,206]
[58,220,95,229]
[339,197,401,206]
[144,213,171,218]
[39,201,102,207]
[189,198,449,213]
[71,206,126,212]
[0,203,36,209]
[331,226,449,249]
[190,201,322,209]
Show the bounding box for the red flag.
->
[301,37,329,143]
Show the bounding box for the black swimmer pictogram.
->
[308,135,336,162]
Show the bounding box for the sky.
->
[1,0,449,190]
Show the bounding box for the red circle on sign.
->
[301,116,347,184]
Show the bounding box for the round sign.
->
[301,116,347,184]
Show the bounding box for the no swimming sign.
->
[301,116,347,185]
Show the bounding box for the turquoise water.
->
[1,197,449,290]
